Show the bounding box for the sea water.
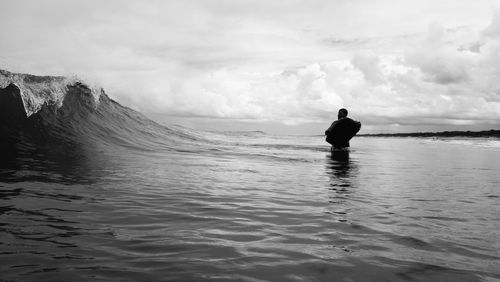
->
[1,134,499,281]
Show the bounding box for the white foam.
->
[0,70,102,117]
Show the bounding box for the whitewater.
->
[1,70,499,281]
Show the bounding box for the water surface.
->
[1,134,499,281]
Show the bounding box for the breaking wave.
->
[0,69,209,154]
[0,69,225,184]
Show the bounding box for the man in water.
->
[325,108,361,150]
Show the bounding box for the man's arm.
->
[325,121,337,135]
[354,120,361,134]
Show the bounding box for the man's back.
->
[325,117,361,149]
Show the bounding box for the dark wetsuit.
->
[325,117,361,149]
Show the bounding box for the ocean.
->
[1,71,500,281]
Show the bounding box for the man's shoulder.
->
[345,117,361,124]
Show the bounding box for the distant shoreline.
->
[359,129,500,138]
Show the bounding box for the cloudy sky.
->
[1,0,500,134]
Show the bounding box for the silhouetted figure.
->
[325,108,361,150]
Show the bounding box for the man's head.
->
[338,108,348,119]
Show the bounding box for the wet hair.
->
[338,108,348,118]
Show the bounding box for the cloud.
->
[482,11,500,38]
[351,51,384,84]
[1,0,500,133]
[405,23,471,85]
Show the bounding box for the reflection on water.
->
[328,151,350,176]
[325,150,359,225]
[326,150,357,191]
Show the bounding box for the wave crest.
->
[0,69,101,117]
